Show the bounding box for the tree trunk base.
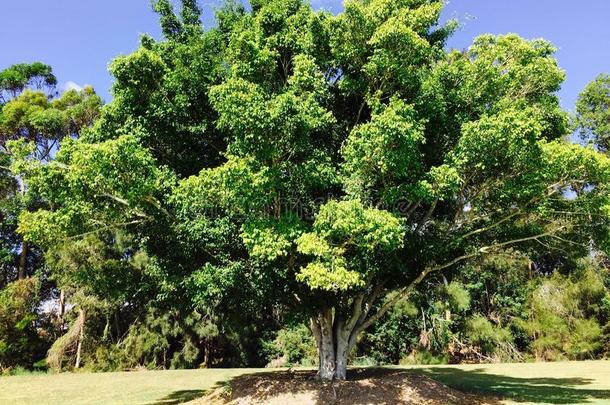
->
[312,310,352,381]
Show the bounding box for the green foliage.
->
[17,134,170,245]
[359,296,420,364]
[92,309,218,371]
[152,0,203,41]
[0,62,56,97]
[296,199,404,291]
[577,74,610,151]
[445,282,471,312]
[465,314,514,357]
[87,8,226,176]
[173,154,273,216]
[152,0,183,40]
[0,279,46,371]
[262,323,317,367]
[45,232,156,307]
[342,98,425,202]
[1,86,102,160]
[330,0,453,96]
[399,350,448,366]
[516,263,607,360]
[47,308,85,371]
[359,251,607,364]
[242,215,304,262]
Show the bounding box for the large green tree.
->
[15,0,610,380]
[0,63,102,371]
[0,63,102,282]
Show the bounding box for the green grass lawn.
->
[412,360,610,405]
[0,368,258,405]
[0,361,608,405]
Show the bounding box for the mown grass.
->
[413,360,610,404]
[0,360,608,404]
[0,368,258,405]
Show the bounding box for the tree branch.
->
[355,226,567,334]
[414,199,438,234]
[460,209,521,240]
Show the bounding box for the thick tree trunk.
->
[318,338,336,380]
[334,332,349,380]
[311,308,358,381]
[317,308,336,380]
[310,286,389,381]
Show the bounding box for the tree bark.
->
[317,308,336,380]
[203,340,211,368]
[334,329,349,380]
[58,289,65,329]
[17,240,27,280]
[311,307,359,381]
[74,309,85,369]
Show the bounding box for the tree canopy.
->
[8,0,610,379]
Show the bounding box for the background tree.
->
[1,63,102,281]
[0,62,57,102]
[0,62,102,371]
[577,74,610,151]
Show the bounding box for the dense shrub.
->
[90,309,219,371]
[0,278,48,371]
[262,324,317,367]
[516,263,608,360]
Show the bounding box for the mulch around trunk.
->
[193,368,501,405]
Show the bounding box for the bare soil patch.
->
[194,368,500,405]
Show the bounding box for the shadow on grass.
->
[188,369,409,405]
[148,367,610,404]
[419,367,610,404]
[148,389,205,404]
[153,369,491,405]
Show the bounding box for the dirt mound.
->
[194,369,499,405]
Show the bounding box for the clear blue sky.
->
[1,0,608,111]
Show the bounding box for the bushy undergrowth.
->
[0,279,51,373]
[262,324,318,367]
[361,257,610,366]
